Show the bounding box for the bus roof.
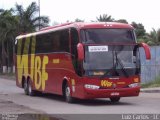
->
[16,22,134,39]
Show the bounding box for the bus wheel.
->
[24,80,29,95]
[27,80,36,96]
[24,80,35,96]
[65,84,74,103]
[110,97,120,102]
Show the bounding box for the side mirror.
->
[77,43,84,61]
[139,43,151,60]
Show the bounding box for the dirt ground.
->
[0,97,59,120]
[0,98,42,114]
[0,76,60,120]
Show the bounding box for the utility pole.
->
[38,0,40,30]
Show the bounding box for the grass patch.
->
[141,76,160,88]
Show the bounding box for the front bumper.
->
[82,87,140,99]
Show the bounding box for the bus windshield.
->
[83,45,140,77]
[81,28,136,44]
[81,28,140,77]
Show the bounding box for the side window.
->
[71,28,81,76]
[59,29,69,52]
[36,33,53,53]
[52,31,60,52]
[51,29,69,52]
[16,39,19,55]
[35,29,70,54]
[71,28,79,58]
[16,38,25,55]
[16,37,34,55]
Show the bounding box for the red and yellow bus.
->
[15,22,151,103]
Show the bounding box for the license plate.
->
[111,92,120,96]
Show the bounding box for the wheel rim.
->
[24,81,27,90]
[28,82,32,94]
[65,86,71,100]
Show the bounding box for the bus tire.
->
[24,79,36,96]
[110,97,120,102]
[27,80,36,96]
[65,83,74,103]
[24,79,29,95]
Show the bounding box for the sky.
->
[0,0,160,32]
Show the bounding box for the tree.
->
[136,28,160,46]
[74,18,84,22]
[96,14,114,22]
[147,28,160,45]
[131,22,146,38]
[116,19,128,24]
[0,9,18,73]
[15,2,49,34]
[0,2,50,73]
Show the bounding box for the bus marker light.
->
[53,59,60,64]
[134,78,139,83]
[117,82,125,85]
[71,79,75,86]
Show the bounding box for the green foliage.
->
[0,9,18,68]
[96,14,114,22]
[116,19,128,24]
[15,2,49,33]
[131,22,160,46]
[74,18,84,22]
[137,28,160,46]
[131,22,146,38]
[0,2,50,72]
[141,76,160,88]
[148,28,160,45]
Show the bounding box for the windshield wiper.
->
[115,51,129,78]
[100,66,118,79]
[100,51,128,79]
[100,51,119,79]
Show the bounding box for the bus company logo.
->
[101,80,112,87]
[16,36,49,91]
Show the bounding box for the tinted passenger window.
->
[36,33,53,53]
[35,29,69,53]
[71,28,81,76]
[59,29,69,52]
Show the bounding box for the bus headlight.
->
[128,83,140,88]
[84,84,100,89]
